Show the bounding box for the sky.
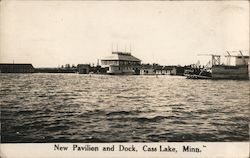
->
[0,1,249,67]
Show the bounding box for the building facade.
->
[235,56,249,66]
[140,64,155,75]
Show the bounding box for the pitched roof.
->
[102,52,141,62]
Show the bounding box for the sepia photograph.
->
[0,0,249,157]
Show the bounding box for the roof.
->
[141,64,153,69]
[235,56,249,58]
[0,63,34,66]
[102,52,141,62]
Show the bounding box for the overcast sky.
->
[0,1,249,67]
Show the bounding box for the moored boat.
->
[212,65,249,80]
[184,68,212,79]
[186,51,249,80]
[212,51,249,80]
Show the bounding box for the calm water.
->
[1,74,249,143]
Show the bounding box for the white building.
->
[235,56,249,66]
[101,52,141,75]
[140,68,155,75]
[155,69,168,75]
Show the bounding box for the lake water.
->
[1,74,249,143]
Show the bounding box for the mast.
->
[130,44,132,54]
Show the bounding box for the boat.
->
[186,51,249,80]
[212,64,249,80]
[184,69,212,79]
[212,51,249,80]
[184,61,212,79]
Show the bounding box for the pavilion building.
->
[101,52,141,75]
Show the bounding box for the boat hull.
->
[185,74,212,79]
[184,68,212,79]
[212,65,249,80]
